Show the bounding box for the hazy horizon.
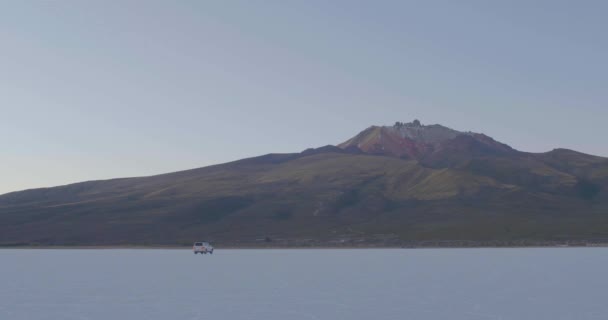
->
[2,0,608,194]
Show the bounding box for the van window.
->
[194,242,203,246]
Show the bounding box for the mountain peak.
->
[393,119,422,128]
[339,121,514,165]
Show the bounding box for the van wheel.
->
[194,252,197,254]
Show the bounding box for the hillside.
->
[1,121,608,246]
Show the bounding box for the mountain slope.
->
[1,122,608,246]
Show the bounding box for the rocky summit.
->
[339,120,514,166]
[1,121,607,247]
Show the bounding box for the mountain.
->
[1,120,608,247]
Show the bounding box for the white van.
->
[193,242,214,254]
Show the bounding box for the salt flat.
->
[1,248,606,320]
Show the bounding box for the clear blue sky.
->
[1,0,607,194]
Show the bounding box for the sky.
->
[1,0,607,195]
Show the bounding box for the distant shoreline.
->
[2,243,608,249]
